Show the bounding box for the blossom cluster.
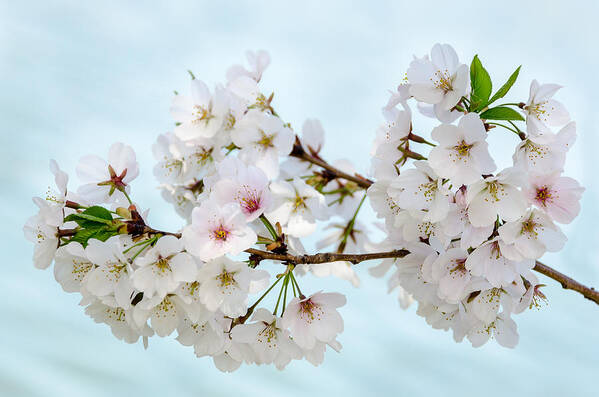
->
[24,44,583,370]
[368,44,582,347]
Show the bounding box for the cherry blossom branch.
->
[245,248,409,265]
[289,140,599,306]
[246,247,599,306]
[289,140,373,189]
[533,261,599,305]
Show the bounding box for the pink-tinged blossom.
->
[211,162,272,221]
[524,172,584,224]
[182,201,257,262]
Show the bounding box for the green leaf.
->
[488,66,521,105]
[469,55,492,111]
[480,106,525,121]
[64,206,113,228]
[82,206,113,221]
[70,225,116,247]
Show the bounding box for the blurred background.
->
[2,0,598,395]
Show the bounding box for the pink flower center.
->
[535,186,551,206]
[238,187,262,214]
[212,225,230,241]
[299,299,323,323]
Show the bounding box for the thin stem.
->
[281,274,290,315]
[488,122,520,136]
[290,273,297,297]
[290,271,303,298]
[273,272,289,316]
[248,273,285,312]
[130,239,154,262]
[507,120,527,140]
[339,192,367,251]
[120,189,133,205]
[123,236,158,254]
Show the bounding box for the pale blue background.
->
[2,1,598,396]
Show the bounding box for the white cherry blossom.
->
[407,43,469,111]
[23,213,59,270]
[465,238,534,288]
[84,236,136,308]
[524,79,570,143]
[171,79,229,140]
[53,242,94,294]
[76,142,139,204]
[281,291,346,350]
[430,248,476,304]
[388,160,450,222]
[230,308,302,366]
[132,235,198,299]
[197,256,269,317]
[498,209,567,259]
[466,168,528,227]
[227,50,271,83]
[86,301,152,344]
[267,178,328,238]
[513,121,576,173]
[231,110,294,179]
[428,113,496,186]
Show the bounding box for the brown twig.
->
[245,248,409,265]
[289,139,373,189]
[534,261,599,305]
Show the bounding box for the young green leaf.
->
[82,206,113,221]
[488,66,521,106]
[469,55,492,112]
[480,106,525,121]
[64,206,114,228]
[70,225,116,247]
